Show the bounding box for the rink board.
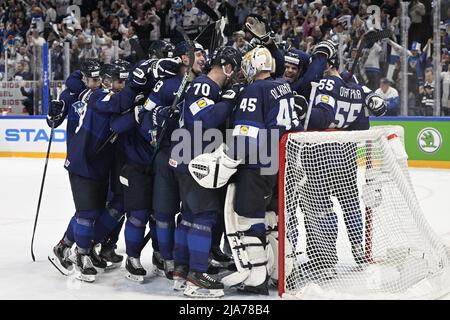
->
[0,116,449,168]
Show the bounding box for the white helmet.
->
[241,45,275,82]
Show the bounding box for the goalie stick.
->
[346,28,392,81]
[140,25,196,252]
[31,120,55,261]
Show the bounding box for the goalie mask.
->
[241,45,275,83]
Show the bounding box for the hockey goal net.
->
[278,126,450,299]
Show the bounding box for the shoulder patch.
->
[189,97,214,116]
[315,94,336,108]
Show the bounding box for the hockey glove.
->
[134,93,146,106]
[189,143,241,189]
[220,84,244,103]
[365,92,387,117]
[150,57,182,80]
[152,105,180,128]
[48,100,65,121]
[131,59,154,87]
[293,94,308,120]
[312,40,337,60]
[245,16,273,45]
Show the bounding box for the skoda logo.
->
[417,128,442,154]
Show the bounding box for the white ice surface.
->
[0,158,449,300]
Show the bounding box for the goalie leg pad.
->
[222,183,268,288]
[265,211,278,283]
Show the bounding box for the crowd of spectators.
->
[0,0,449,115]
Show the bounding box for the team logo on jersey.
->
[240,125,249,135]
[197,99,207,109]
[417,128,442,154]
[321,95,329,103]
[72,100,86,117]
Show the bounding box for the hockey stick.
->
[31,120,55,261]
[195,0,219,21]
[140,25,195,251]
[304,82,319,131]
[346,29,392,81]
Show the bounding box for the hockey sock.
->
[74,210,101,254]
[339,186,364,247]
[155,211,176,260]
[63,215,77,246]
[106,216,125,245]
[125,210,150,258]
[306,212,338,266]
[173,212,191,266]
[187,211,217,273]
[94,206,124,244]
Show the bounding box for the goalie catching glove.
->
[245,15,274,45]
[188,143,241,189]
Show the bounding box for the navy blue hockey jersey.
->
[118,75,183,166]
[289,55,327,98]
[46,71,86,143]
[65,85,139,180]
[170,75,233,173]
[308,75,372,131]
[231,77,302,169]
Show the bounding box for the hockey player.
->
[47,59,104,275]
[189,46,301,295]
[295,47,387,281]
[64,57,181,282]
[89,60,133,269]
[282,41,333,99]
[170,46,242,298]
[148,41,206,281]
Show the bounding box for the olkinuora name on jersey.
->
[270,83,292,99]
[339,87,362,100]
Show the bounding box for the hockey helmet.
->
[101,59,130,81]
[80,58,101,78]
[210,46,242,76]
[148,40,175,59]
[173,41,205,58]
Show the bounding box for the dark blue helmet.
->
[101,59,130,81]
[149,40,175,59]
[210,46,242,73]
[80,58,101,78]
